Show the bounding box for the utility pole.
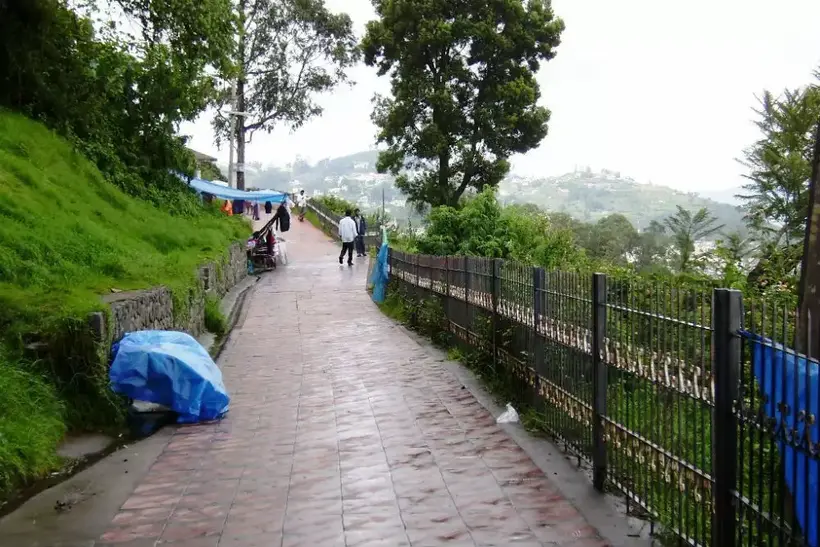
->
[234,0,248,213]
[798,118,820,357]
[227,84,236,188]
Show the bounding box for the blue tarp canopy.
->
[188,177,286,202]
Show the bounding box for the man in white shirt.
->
[338,209,358,266]
[297,190,307,221]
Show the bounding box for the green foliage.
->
[416,187,586,270]
[213,0,359,146]
[0,0,235,209]
[664,206,724,272]
[738,76,820,292]
[313,194,358,216]
[0,111,247,343]
[0,353,65,497]
[713,232,753,290]
[579,213,639,266]
[199,161,227,182]
[0,111,247,492]
[362,0,564,209]
[204,294,227,336]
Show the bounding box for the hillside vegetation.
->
[0,111,247,496]
[242,150,746,234]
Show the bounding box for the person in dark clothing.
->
[353,208,367,257]
[272,198,290,232]
[264,200,272,215]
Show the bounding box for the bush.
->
[416,187,587,270]
[204,294,227,336]
[313,194,357,215]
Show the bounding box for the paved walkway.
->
[97,220,607,547]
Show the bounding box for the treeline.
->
[384,71,820,303]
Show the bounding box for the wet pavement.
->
[96,220,608,547]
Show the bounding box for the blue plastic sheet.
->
[369,230,390,304]
[744,331,819,545]
[110,331,230,424]
[187,177,286,202]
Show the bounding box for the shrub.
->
[204,294,227,336]
[0,353,65,496]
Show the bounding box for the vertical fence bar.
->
[533,267,542,329]
[712,288,742,547]
[592,273,608,491]
[492,259,501,370]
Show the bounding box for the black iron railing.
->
[305,200,381,248]
[387,249,820,547]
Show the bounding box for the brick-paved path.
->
[98,220,607,547]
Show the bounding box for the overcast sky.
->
[180,0,820,193]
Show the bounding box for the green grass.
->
[204,294,227,336]
[0,110,248,497]
[0,112,247,340]
[0,353,65,494]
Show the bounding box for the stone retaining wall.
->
[92,242,247,344]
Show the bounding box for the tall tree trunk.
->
[798,119,820,357]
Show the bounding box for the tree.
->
[633,220,670,273]
[583,214,638,265]
[664,206,724,272]
[362,0,564,209]
[713,232,753,289]
[738,77,820,287]
[213,0,359,193]
[0,0,235,204]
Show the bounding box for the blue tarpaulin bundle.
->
[369,229,390,304]
[744,331,819,545]
[110,331,230,424]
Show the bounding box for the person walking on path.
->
[252,201,260,221]
[272,198,290,234]
[297,189,307,222]
[338,209,357,266]
[354,208,368,257]
[264,200,273,215]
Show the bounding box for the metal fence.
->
[306,200,380,248]
[387,249,820,547]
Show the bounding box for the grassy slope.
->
[0,110,248,495]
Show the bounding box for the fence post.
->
[464,256,470,305]
[591,273,608,491]
[445,256,450,297]
[712,289,742,547]
[533,267,545,399]
[491,259,501,370]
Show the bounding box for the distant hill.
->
[239,150,748,235]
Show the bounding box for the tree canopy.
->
[738,76,820,291]
[362,0,564,209]
[0,0,236,208]
[664,206,724,272]
[212,0,359,147]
